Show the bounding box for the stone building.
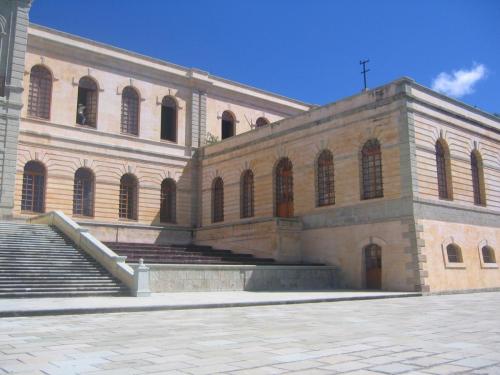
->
[1,1,499,294]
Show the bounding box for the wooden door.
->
[365,244,382,289]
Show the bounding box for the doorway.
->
[364,244,382,289]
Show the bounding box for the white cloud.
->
[431,63,487,98]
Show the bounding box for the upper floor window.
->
[27,65,52,120]
[361,139,383,200]
[317,150,335,206]
[73,168,94,217]
[241,170,254,218]
[275,157,294,218]
[212,177,224,223]
[161,96,177,142]
[221,111,235,139]
[435,139,452,200]
[446,244,463,263]
[120,86,140,136]
[21,161,46,213]
[481,246,496,264]
[76,76,98,127]
[255,117,269,128]
[160,178,176,223]
[471,150,486,206]
[119,174,138,220]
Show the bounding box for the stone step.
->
[0,290,127,298]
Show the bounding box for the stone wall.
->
[0,0,31,219]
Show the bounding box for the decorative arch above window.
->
[255,117,269,128]
[317,149,335,207]
[212,177,224,223]
[119,173,138,220]
[73,168,94,217]
[241,169,254,218]
[21,160,46,213]
[471,150,486,206]
[121,86,140,136]
[361,139,383,200]
[76,76,98,127]
[221,111,235,139]
[161,96,177,142]
[160,178,176,223]
[435,139,453,200]
[28,65,52,120]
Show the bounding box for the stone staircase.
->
[0,221,129,298]
[105,242,281,265]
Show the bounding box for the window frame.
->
[221,111,236,140]
[76,76,99,128]
[119,173,138,221]
[361,139,384,200]
[120,86,140,136]
[478,241,498,269]
[212,177,224,223]
[435,139,453,200]
[27,65,53,120]
[441,239,465,269]
[240,169,254,219]
[160,178,176,224]
[21,161,46,214]
[160,96,178,142]
[316,149,335,207]
[72,168,95,218]
[471,150,486,206]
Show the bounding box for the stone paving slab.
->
[0,290,419,317]
[1,292,500,374]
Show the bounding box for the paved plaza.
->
[1,292,500,374]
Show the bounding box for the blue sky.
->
[30,1,499,114]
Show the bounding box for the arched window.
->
[317,150,335,206]
[21,161,46,213]
[255,117,269,128]
[27,65,52,119]
[446,244,462,263]
[73,168,94,217]
[481,246,496,264]
[221,111,235,139]
[361,139,383,200]
[435,139,452,200]
[120,86,140,136]
[241,170,254,218]
[212,177,224,223]
[160,178,176,223]
[76,76,98,127]
[161,96,177,142]
[275,158,293,217]
[119,174,138,220]
[471,151,486,206]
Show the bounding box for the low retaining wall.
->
[148,264,337,292]
[79,221,192,245]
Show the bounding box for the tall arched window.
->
[317,150,335,206]
[276,158,293,218]
[212,177,224,223]
[76,76,98,127]
[361,139,383,200]
[121,86,140,136]
[446,244,462,263]
[27,65,52,119]
[255,117,269,128]
[160,178,176,223]
[471,150,486,206]
[119,174,138,220]
[21,161,46,213]
[161,96,177,142]
[221,111,235,139]
[241,170,254,218]
[435,139,452,200]
[73,168,94,217]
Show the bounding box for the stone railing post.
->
[133,258,151,297]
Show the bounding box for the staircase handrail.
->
[28,211,150,297]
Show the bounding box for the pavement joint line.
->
[0,292,422,318]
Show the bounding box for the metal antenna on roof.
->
[360,59,370,91]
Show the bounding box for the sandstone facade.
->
[3,18,499,293]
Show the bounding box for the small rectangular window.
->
[0,75,5,97]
